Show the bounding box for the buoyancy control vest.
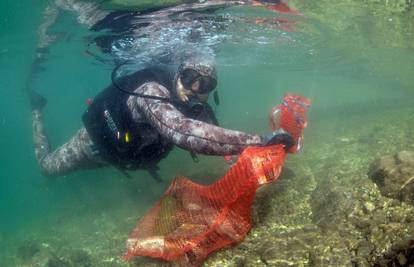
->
[82,66,218,170]
[82,66,175,170]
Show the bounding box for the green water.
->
[1,0,413,266]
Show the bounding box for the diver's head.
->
[175,56,217,103]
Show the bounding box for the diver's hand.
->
[176,77,194,102]
[177,87,193,102]
[261,129,294,151]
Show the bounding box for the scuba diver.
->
[30,56,293,177]
[29,0,295,178]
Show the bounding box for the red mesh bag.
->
[269,94,311,153]
[124,94,311,266]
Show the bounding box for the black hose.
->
[111,61,172,102]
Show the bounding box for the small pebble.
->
[364,202,375,212]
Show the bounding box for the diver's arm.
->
[127,82,264,155]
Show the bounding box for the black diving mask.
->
[180,69,217,94]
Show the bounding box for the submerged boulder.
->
[369,151,414,205]
[310,179,358,230]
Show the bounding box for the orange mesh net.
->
[124,94,311,266]
[269,94,311,153]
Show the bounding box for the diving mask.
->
[180,68,217,94]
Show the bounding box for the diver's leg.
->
[32,109,103,177]
[54,0,108,28]
[32,109,50,164]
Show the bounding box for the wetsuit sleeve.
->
[126,82,264,155]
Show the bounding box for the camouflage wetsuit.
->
[31,1,267,177]
[32,63,263,176]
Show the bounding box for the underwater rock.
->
[252,168,296,225]
[381,0,412,12]
[203,173,414,267]
[258,239,309,266]
[310,179,358,230]
[373,235,414,266]
[69,249,93,267]
[357,240,375,258]
[47,256,71,267]
[369,150,414,205]
[231,255,247,267]
[130,256,168,267]
[16,240,41,262]
[253,224,353,266]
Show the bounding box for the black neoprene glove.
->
[261,129,294,151]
